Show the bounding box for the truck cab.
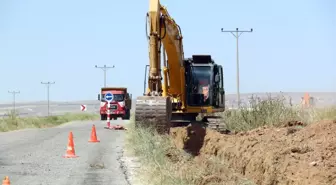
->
[98,87,132,120]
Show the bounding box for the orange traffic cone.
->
[62,132,78,158]
[88,124,100,143]
[2,176,10,185]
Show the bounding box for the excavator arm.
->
[135,0,187,133]
[146,0,186,108]
[146,0,162,96]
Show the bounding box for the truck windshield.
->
[101,94,125,102]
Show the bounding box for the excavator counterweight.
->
[135,0,226,134]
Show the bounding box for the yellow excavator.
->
[135,0,226,134]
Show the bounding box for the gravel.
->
[0,120,133,185]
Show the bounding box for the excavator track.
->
[202,115,231,134]
[135,96,172,134]
[135,97,229,134]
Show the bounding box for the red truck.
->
[97,87,132,120]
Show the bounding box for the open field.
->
[0,100,101,132]
[225,92,336,108]
[0,110,99,132]
[0,100,100,117]
[127,94,336,185]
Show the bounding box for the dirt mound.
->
[170,120,336,185]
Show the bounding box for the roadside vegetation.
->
[221,94,336,132]
[0,110,99,132]
[126,120,254,185]
[126,94,336,185]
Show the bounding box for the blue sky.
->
[0,0,335,102]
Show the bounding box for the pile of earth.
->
[170,120,336,185]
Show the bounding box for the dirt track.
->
[170,120,336,185]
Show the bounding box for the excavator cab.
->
[184,55,225,110]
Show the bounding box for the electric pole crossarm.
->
[95,64,115,87]
[221,28,253,32]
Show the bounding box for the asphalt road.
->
[0,119,132,185]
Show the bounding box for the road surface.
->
[0,119,134,185]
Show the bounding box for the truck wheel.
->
[123,109,131,120]
[127,110,131,120]
[101,114,107,121]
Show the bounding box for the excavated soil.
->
[170,120,336,185]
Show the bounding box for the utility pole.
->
[221,28,253,107]
[8,90,20,113]
[41,81,55,116]
[95,65,115,87]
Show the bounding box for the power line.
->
[41,81,55,116]
[221,28,253,107]
[95,65,115,87]
[8,90,20,113]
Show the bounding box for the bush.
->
[0,110,99,132]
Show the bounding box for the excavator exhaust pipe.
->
[143,65,150,95]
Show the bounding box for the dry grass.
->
[126,95,336,185]
[0,110,99,132]
[126,120,255,185]
[221,94,336,132]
